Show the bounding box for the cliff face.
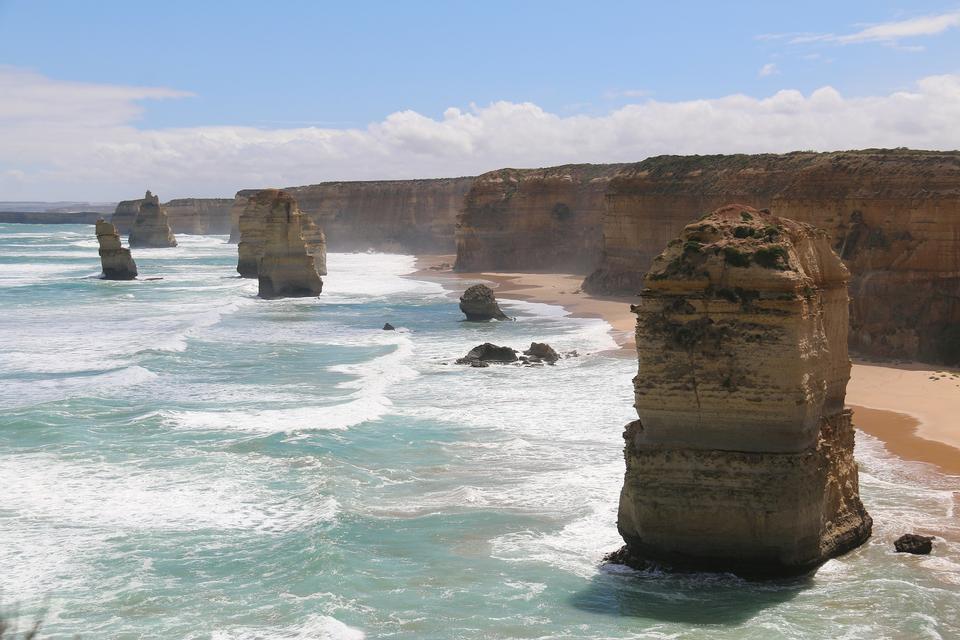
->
[455,164,625,273]
[95,219,137,280]
[229,178,473,251]
[111,198,144,234]
[162,198,234,234]
[253,190,324,298]
[238,189,326,280]
[616,205,871,576]
[129,191,177,248]
[584,150,960,363]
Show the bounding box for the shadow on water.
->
[569,564,812,626]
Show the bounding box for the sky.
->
[1,0,959,200]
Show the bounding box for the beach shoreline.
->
[411,254,960,476]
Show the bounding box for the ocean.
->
[0,223,957,639]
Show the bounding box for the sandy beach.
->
[415,255,960,476]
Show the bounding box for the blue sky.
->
[1,1,959,199]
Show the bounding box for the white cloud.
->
[758,63,780,77]
[769,10,960,46]
[2,66,960,200]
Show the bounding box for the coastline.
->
[412,254,960,476]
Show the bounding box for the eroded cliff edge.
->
[580,150,960,362]
[229,178,474,251]
[614,205,871,576]
[455,164,625,272]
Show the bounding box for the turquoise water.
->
[1,223,958,639]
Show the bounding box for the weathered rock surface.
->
[455,164,625,272]
[614,205,871,576]
[95,219,137,280]
[894,534,934,554]
[459,284,510,321]
[229,178,474,251]
[252,190,325,298]
[522,342,559,363]
[237,190,327,278]
[128,191,177,248]
[455,343,518,366]
[583,150,960,363]
[110,198,145,234]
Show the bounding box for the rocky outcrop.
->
[455,164,625,272]
[583,150,960,363]
[163,198,234,234]
[237,190,327,278]
[455,343,518,366]
[229,178,473,251]
[248,190,324,298]
[110,198,144,234]
[522,342,559,363]
[459,284,510,321]
[894,534,934,554]
[95,219,137,280]
[614,205,871,576]
[128,191,177,248]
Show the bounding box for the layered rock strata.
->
[237,190,327,278]
[128,191,177,248]
[229,178,474,251]
[95,219,138,280]
[583,150,960,362]
[110,198,144,234]
[163,198,234,234]
[455,164,625,272]
[615,205,871,576]
[459,284,509,321]
[246,190,325,298]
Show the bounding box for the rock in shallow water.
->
[894,534,934,555]
[455,343,518,365]
[459,284,510,321]
[523,342,559,363]
[613,204,872,577]
[383,323,395,331]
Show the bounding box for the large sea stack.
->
[128,191,177,248]
[252,190,325,298]
[95,219,137,280]
[614,204,871,576]
[237,190,327,278]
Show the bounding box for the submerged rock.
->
[95,219,138,280]
[613,204,871,577]
[894,534,934,555]
[459,284,510,321]
[455,343,518,365]
[238,189,327,278]
[254,190,324,299]
[128,191,177,248]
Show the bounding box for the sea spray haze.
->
[0,224,956,637]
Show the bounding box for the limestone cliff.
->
[237,190,327,278]
[128,191,177,248]
[254,189,324,298]
[583,150,960,363]
[162,198,234,234]
[615,205,871,576]
[455,164,625,272]
[95,219,137,280]
[110,198,144,234]
[229,178,473,251]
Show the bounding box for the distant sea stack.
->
[582,150,960,363]
[455,164,625,273]
[129,191,177,248]
[613,205,871,576]
[248,189,325,298]
[237,190,327,279]
[95,219,137,280]
[229,178,474,251]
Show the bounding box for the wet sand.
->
[412,254,960,475]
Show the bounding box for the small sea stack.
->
[129,191,177,248]
[459,284,510,321]
[95,219,138,280]
[612,204,872,576]
[237,190,327,278]
[254,189,325,299]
